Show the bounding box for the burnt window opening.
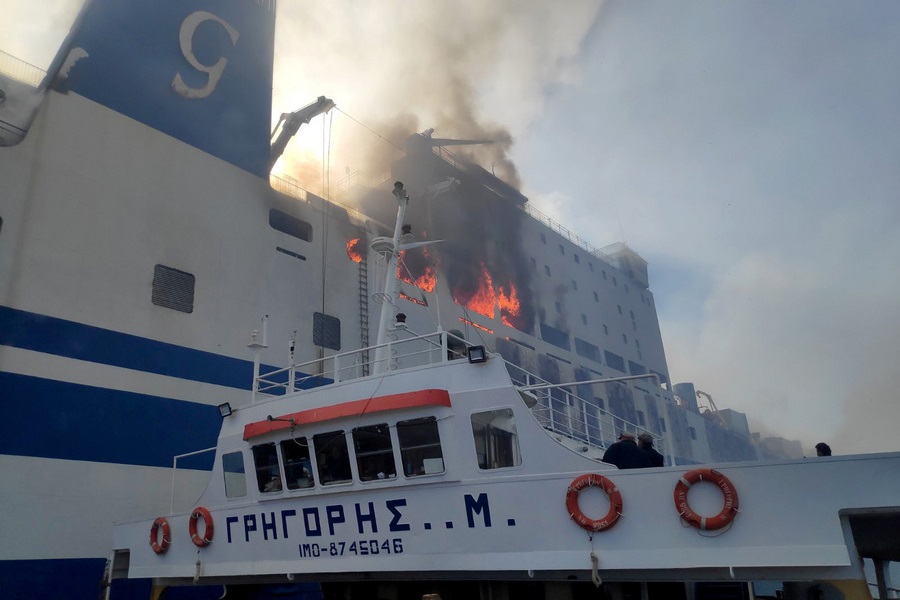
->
[152,264,195,313]
[604,350,625,372]
[269,209,313,242]
[313,312,341,350]
[540,323,570,351]
[574,337,600,362]
[628,360,646,375]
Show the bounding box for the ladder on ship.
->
[358,240,370,375]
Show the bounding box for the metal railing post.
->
[170,447,217,514]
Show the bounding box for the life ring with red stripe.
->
[566,474,623,532]
[149,517,171,554]
[673,468,739,531]
[189,507,214,547]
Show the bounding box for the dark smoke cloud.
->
[271,1,604,194]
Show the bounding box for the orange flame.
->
[498,283,522,327]
[399,292,427,306]
[459,317,494,334]
[346,238,363,263]
[398,247,437,293]
[453,263,496,319]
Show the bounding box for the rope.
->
[334,107,404,151]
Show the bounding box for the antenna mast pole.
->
[371,182,410,373]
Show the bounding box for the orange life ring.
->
[566,473,623,532]
[673,468,739,531]
[149,517,171,554]
[189,507,214,547]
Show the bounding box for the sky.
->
[2,0,899,455]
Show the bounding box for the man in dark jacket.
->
[602,433,651,469]
[638,433,665,467]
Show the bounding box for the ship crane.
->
[696,390,727,427]
[268,95,335,171]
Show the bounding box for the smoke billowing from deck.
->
[274,1,602,334]
[272,1,603,191]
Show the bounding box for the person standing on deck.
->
[638,433,665,467]
[602,432,652,469]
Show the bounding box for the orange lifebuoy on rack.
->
[189,507,214,547]
[673,468,739,531]
[149,517,171,554]
[565,474,623,532]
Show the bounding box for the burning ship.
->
[2,1,897,599]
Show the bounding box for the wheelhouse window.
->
[222,451,247,498]
[397,416,444,477]
[471,408,521,470]
[251,443,282,493]
[314,431,352,485]
[353,424,397,481]
[281,438,314,490]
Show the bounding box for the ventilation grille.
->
[313,312,341,350]
[152,265,195,313]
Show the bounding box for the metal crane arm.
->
[269,96,335,171]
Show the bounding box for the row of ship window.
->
[220,409,522,498]
[531,245,649,306]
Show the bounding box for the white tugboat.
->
[109,184,900,599]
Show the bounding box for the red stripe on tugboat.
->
[243,389,452,440]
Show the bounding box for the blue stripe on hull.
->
[0,558,227,600]
[0,305,254,390]
[0,372,220,469]
[0,558,108,600]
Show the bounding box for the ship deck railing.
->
[252,329,666,461]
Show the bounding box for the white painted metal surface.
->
[112,350,900,585]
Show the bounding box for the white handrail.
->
[170,447,217,514]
